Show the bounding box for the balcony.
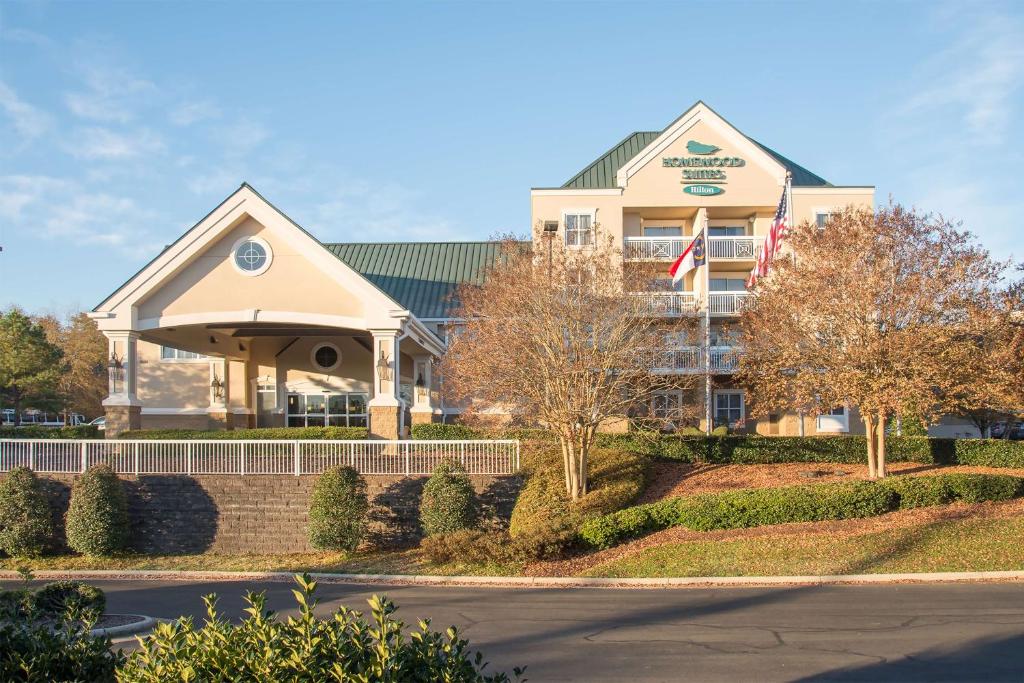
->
[631,291,698,316]
[708,292,751,315]
[647,346,741,374]
[624,236,763,262]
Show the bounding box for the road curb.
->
[90,614,156,638]
[3,568,1024,588]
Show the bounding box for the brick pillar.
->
[369,405,401,440]
[105,405,141,438]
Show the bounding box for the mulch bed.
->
[638,461,1024,504]
[526,497,1024,577]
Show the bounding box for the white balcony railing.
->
[624,236,763,261]
[624,236,692,261]
[708,292,751,315]
[647,346,741,374]
[707,236,763,260]
[630,291,698,316]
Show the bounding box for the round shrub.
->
[65,464,129,556]
[0,467,54,557]
[419,460,478,536]
[33,581,106,622]
[308,466,368,551]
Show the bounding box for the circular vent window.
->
[231,237,273,276]
[312,343,340,371]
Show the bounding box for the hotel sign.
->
[663,140,745,195]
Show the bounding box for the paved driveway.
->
[7,579,1024,682]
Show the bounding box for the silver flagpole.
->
[703,209,712,436]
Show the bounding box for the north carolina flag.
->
[669,230,706,285]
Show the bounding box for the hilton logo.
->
[683,185,725,196]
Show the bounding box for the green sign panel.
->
[683,184,724,196]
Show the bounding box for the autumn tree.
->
[0,309,64,424]
[738,203,1015,478]
[37,312,108,419]
[442,237,699,500]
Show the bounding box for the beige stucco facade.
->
[530,102,875,436]
[93,101,876,438]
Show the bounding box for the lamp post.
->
[376,349,392,394]
[210,373,224,402]
[107,352,125,394]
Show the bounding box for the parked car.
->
[88,416,106,431]
[11,410,89,427]
[991,422,1024,440]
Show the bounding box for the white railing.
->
[0,439,520,476]
[647,346,741,373]
[708,292,751,315]
[630,291,698,316]
[707,236,763,260]
[624,237,691,260]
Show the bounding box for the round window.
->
[312,343,340,371]
[231,237,272,276]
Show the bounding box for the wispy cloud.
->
[169,99,221,126]
[66,126,165,160]
[897,6,1024,146]
[0,80,52,140]
[218,119,270,156]
[63,62,156,123]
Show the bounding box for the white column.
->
[368,330,401,407]
[410,356,434,415]
[101,331,141,407]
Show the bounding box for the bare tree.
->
[737,202,1015,478]
[442,236,699,500]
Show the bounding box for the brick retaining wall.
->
[23,473,520,555]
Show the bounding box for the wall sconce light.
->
[210,373,224,402]
[209,335,218,344]
[415,372,426,400]
[107,352,125,394]
[238,342,246,352]
[375,350,392,382]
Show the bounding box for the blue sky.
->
[1,1,1022,314]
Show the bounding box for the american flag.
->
[747,185,788,288]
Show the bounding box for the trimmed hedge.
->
[308,466,369,551]
[32,581,106,622]
[411,423,483,440]
[600,433,1024,469]
[0,467,55,557]
[419,460,479,536]
[579,473,1024,549]
[65,465,130,556]
[0,425,99,439]
[120,426,367,440]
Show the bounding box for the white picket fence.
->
[0,439,520,476]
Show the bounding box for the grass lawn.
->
[583,516,1024,578]
[0,549,520,577]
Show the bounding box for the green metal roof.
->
[560,130,831,189]
[325,241,514,319]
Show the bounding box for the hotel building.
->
[91,101,875,438]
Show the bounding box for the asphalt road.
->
[8,578,1024,682]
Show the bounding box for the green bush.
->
[0,467,54,557]
[0,425,99,439]
[578,473,1024,550]
[0,619,121,682]
[411,422,483,440]
[421,527,573,565]
[32,581,106,623]
[119,426,367,440]
[605,433,1024,469]
[308,466,368,551]
[65,465,129,556]
[119,574,522,682]
[420,460,479,536]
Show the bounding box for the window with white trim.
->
[643,226,682,237]
[708,277,747,292]
[231,236,273,276]
[815,212,832,230]
[652,390,683,420]
[708,226,745,237]
[564,212,594,247]
[714,391,744,428]
[160,346,206,361]
[310,343,341,372]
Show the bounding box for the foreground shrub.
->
[420,460,478,536]
[65,465,129,556]
[119,574,523,682]
[32,581,106,623]
[0,425,100,439]
[308,466,368,551]
[0,619,120,682]
[0,467,54,557]
[120,426,367,440]
[411,422,483,440]
[579,473,1024,550]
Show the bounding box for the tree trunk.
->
[560,435,572,497]
[566,438,580,501]
[864,412,877,479]
[578,428,592,497]
[876,413,888,479]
